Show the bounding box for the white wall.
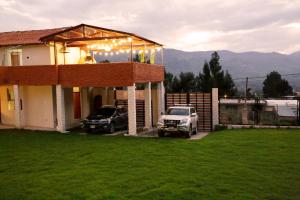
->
[22,45,52,65]
[64,88,81,129]
[0,86,15,125]
[20,86,55,129]
[50,45,83,65]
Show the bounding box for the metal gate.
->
[166,92,212,132]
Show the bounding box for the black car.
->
[82,106,128,133]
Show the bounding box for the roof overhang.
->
[40,24,163,50]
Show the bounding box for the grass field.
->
[0,129,299,200]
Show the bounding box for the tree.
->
[263,71,293,97]
[197,52,236,96]
[172,76,181,92]
[197,62,212,92]
[133,54,140,62]
[164,71,174,92]
[178,72,196,92]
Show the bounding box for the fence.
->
[166,92,213,132]
[219,97,300,126]
[116,99,146,128]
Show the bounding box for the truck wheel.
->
[185,125,192,138]
[158,130,165,137]
[194,123,198,135]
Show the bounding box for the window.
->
[10,52,21,66]
[190,108,196,114]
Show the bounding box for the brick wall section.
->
[133,63,164,83]
[59,63,134,87]
[0,62,164,87]
[0,65,57,85]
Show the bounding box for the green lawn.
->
[0,129,300,200]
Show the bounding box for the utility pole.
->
[245,77,248,100]
[242,77,249,125]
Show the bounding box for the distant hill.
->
[163,49,300,91]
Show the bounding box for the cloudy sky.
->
[1,0,300,53]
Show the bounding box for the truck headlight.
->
[179,119,189,125]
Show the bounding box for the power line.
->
[233,72,300,81]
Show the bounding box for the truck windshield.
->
[166,108,189,116]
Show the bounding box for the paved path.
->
[0,125,14,129]
[189,132,209,140]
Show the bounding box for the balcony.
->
[0,62,164,87]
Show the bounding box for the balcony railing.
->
[0,62,164,87]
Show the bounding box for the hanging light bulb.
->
[105,46,112,52]
[145,49,149,54]
[99,52,103,55]
[126,49,130,53]
[116,51,119,55]
[110,52,114,56]
[132,50,136,54]
[156,47,161,52]
[127,37,132,42]
[105,52,108,56]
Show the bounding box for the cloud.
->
[0,0,299,53]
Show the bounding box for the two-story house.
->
[0,24,165,135]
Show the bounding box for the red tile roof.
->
[0,27,69,46]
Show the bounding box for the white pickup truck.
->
[157,105,198,138]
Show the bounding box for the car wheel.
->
[185,124,192,138]
[109,123,115,133]
[158,130,165,137]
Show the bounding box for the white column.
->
[144,82,152,129]
[80,87,90,119]
[157,81,165,119]
[127,84,137,135]
[13,85,21,128]
[212,88,219,129]
[56,85,66,132]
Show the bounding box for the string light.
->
[132,50,136,54]
[104,52,108,56]
[126,49,130,53]
[127,37,132,42]
[110,52,114,56]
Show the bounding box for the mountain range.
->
[163,49,300,91]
